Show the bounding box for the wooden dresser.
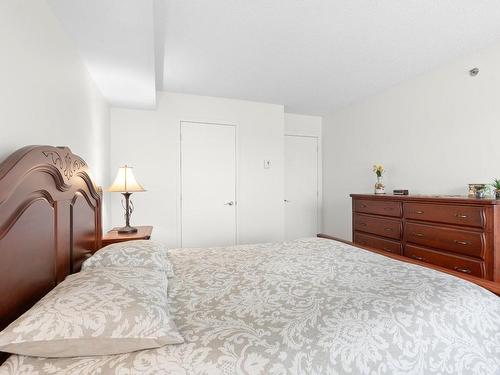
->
[351,194,500,282]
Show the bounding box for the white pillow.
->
[0,267,183,357]
[82,240,174,276]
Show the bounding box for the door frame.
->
[284,133,321,236]
[179,121,239,247]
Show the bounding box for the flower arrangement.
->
[373,164,385,194]
[373,164,384,177]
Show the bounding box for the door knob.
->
[225,201,234,206]
[284,199,291,203]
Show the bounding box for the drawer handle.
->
[383,207,393,210]
[453,266,472,274]
[453,240,470,246]
[384,228,393,232]
[382,247,393,252]
[361,204,367,208]
[411,255,425,261]
[414,210,424,214]
[412,232,425,237]
[358,222,367,226]
[455,213,468,218]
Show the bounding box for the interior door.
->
[181,122,236,247]
[284,135,318,240]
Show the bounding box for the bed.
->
[0,146,499,374]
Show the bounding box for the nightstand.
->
[101,226,153,247]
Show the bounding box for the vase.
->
[374,176,385,194]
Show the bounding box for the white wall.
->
[284,113,322,137]
[110,92,284,246]
[0,0,111,225]
[323,42,500,240]
[48,0,157,109]
[284,113,323,233]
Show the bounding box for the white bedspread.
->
[1,238,500,374]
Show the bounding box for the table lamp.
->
[108,165,146,233]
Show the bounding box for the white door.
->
[284,135,318,240]
[181,122,237,247]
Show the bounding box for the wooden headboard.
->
[0,146,102,339]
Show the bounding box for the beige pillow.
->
[0,267,183,357]
[82,240,174,276]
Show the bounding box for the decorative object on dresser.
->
[372,164,385,194]
[468,183,487,197]
[102,226,153,247]
[474,185,487,199]
[393,189,409,195]
[492,179,500,199]
[109,165,146,234]
[351,193,500,282]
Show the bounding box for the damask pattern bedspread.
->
[2,238,500,374]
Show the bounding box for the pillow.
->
[0,267,183,357]
[82,240,174,276]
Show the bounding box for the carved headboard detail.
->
[0,146,102,341]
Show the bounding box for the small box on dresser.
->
[351,194,500,282]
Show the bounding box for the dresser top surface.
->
[350,193,500,205]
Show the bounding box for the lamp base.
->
[117,225,138,234]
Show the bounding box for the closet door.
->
[181,122,236,247]
[284,135,318,240]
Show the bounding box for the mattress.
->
[1,238,499,374]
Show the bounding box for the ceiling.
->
[50,0,500,115]
[48,0,156,109]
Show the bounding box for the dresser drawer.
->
[353,214,401,240]
[403,202,485,228]
[354,232,402,255]
[354,199,402,218]
[404,244,485,278]
[404,222,485,259]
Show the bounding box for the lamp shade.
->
[108,166,145,193]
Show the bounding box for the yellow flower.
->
[372,164,384,175]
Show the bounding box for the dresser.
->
[351,194,500,282]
